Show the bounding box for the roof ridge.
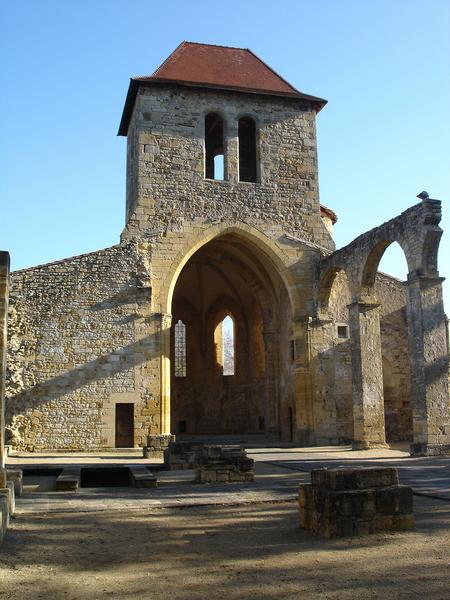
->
[151,41,253,79]
[118,42,328,136]
[181,40,250,51]
[245,48,300,95]
[151,40,186,78]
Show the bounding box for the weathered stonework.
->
[6,243,160,449]
[195,445,254,483]
[4,44,449,454]
[299,467,414,537]
[320,199,450,453]
[122,86,334,252]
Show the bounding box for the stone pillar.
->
[225,121,239,184]
[0,252,10,485]
[263,329,280,437]
[294,318,315,445]
[348,301,386,449]
[307,316,338,444]
[406,274,450,456]
[159,313,172,435]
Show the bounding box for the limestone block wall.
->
[122,85,334,252]
[376,274,412,441]
[5,243,158,450]
[309,270,411,444]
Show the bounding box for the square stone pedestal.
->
[142,434,176,460]
[299,467,413,538]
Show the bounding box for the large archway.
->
[169,232,292,439]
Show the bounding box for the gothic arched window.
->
[238,117,257,182]
[174,320,187,377]
[205,113,224,180]
[215,314,235,376]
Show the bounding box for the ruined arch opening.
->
[170,233,292,438]
[317,268,353,443]
[376,242,413,443]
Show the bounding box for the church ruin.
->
[4,42,449,456]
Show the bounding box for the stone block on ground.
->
[56,467,81,491]
[168,441,204,470]
[299,467,413,538]
[7,469,23,497]
[195,445,254,484]
[0,494,9,531]
[129,466,157,488]
[311,466,399,491]
[0,482,15,517]
[143,434,176,460]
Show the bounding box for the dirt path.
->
[1,497,449,600]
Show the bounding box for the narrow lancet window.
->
[215,315,235,376]
[205,113,224,180]
[238,117,257,182]
[174,320,186,377]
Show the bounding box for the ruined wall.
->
[309,270,353,444]
[122,85,334,251]
[309,270,411,445]
[376,273,412,442]
[119,84,333,444]
[5,243,160,450]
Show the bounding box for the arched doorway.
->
[169,232,292,439]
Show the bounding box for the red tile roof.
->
[118,42,327,136]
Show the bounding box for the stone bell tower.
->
[118,41,333,251]
[115,41,335,446]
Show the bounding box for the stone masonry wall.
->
[309,271,411,444]
[122,85,334,252]
[5,243,159,450]
[376,273,412,441]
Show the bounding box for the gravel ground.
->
[1,496,449,600]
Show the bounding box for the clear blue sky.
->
[1,0,449,309]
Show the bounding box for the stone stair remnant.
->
[168,441,204,470]
[299,466,413,538]
[0,481,15,518]
[56,467,81,491]
[195,445,254,483]
[0,495,9,541]
[142,434,176,460]
[129,466,158,488]
[7,469,23,497]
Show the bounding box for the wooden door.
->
[115,403,134,448]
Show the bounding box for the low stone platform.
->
[129,466,157,488]
[299,467,413,538]
[56,467,81,491]
[142,434,176,460]
[168,441,204,470]
[196,445,254,483]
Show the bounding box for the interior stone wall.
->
[170,235,280,437]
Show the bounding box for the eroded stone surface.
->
[3,47,449,454]
[299,467,414,538]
